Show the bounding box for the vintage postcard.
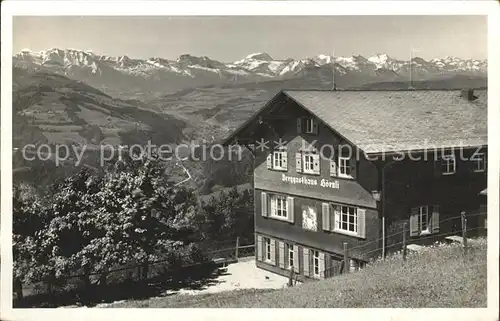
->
[1,1,499,321]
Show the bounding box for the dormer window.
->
[297,117,318,135]
[305,118,315,134]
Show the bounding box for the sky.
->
[13,16,487,62]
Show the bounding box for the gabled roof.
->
[224,89,487,154]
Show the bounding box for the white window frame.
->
[336,205,358,234]
[270,195,288,220]
[303,153,315,174]
[286,243,294,270]
[417,206,430,235]
[312,250,320,277]
[338,156,352,178]
[472,153,485,172]
[304,118,315,134]
[273,150,287,171]
[442,151,456,175]
[264,238,272,262]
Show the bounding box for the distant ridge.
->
[14,48,487,98]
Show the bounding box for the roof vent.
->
[460,89,477,101]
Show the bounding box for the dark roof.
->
[224,89,487,154]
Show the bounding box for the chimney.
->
[460,89,477,101]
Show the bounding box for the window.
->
[472,153,485,172]
[338,156,351,178]
[299,151,320,175]
[270,195,288,219]
[410,205,439,237]
[312,250,320,277]
[442,151,456,175]
[286,244,294,270]
[303,154,314,173]
[336,205,358,233]
[265,238,271,262]
[417,206,429,233]
[273,150,287,171]
[305,118,315,134]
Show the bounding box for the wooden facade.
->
[224,90,487,281]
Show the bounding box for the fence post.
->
[461,211,468,256]
[343,242,349,274]
[235,236,240,259]
[13,277,23,302]
[402,221,407,261]
[288,268,294,287]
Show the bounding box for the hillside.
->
[108,238,487,308]
[12,67,191,191]
[13,67,187,148]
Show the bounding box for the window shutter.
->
[287,197,295,223]
[350,157,357,179]
[293,245,299,273]
[330,160,337,177]
[333,205,341,231]
[282,151,288,170]
[357,208,366,238]
[266,153,272,169]
[319,252,325,279]
[297,118,302,134]
[278,242,285,268]
[270,239,276,265]
[312,119,319,135]
[312,154,320,175]
[322,202,330,231]
[257,235,263,261]
[295,152,302,173]
[261,192,268,217]
[303,248,310,276]
[431,205,440,233]
[433,155,442,177]
[409,207,419,236]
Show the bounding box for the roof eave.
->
[363,143,488,157]
[222,90,285,146]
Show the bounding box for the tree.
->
[13,150,208,304]
[195,186,254,243]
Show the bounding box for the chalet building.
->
[223,89,487,281]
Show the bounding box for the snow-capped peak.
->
[13,48,487,93]
[244,53,274,61]
[368,53,390,64]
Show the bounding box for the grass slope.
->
[108,239,487,308]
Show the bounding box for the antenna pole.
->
[332,47,336,91]
[409,49,412,89]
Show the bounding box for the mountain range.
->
[14,48,487,98]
